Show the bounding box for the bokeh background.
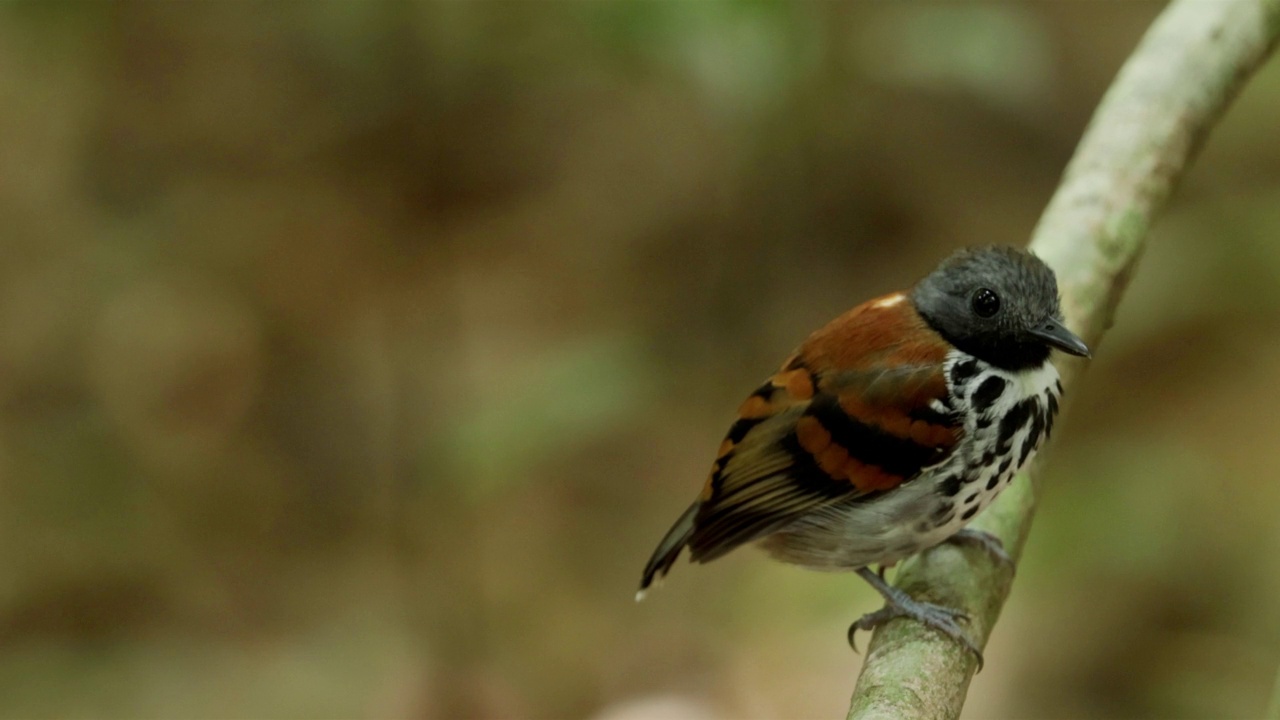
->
[1,1,1279,718]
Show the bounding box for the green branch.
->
[847,1,1280,718]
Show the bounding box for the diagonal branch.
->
[847,2,1280,718]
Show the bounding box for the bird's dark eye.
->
[971,288,1000,318]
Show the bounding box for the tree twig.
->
[847,2,1280,718]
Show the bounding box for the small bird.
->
[638,246,1089,665]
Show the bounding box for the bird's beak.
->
[1029,317,1091,358]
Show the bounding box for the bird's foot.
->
[849,567,984,670]
[946,528,1014,573]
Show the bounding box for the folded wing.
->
[687,295,962,562]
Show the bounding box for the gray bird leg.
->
[847,566,984,670]
[946,528,1014,573]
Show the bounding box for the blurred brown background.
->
[1,1,1279,718]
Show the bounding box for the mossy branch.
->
[847,2,1280,718]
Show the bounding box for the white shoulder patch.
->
[870,293,905,309]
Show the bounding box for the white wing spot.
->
[870,293,905,309]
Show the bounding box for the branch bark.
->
[847,2,1280,718]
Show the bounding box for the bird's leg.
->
[847,566,984,670]
[946,528,1014,573]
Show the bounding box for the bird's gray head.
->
[911,246,1090,371]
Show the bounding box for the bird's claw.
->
[846,599,983,670]
[946,528,1015,574]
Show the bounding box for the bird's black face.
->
[910,246,1091,371]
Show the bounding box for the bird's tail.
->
[636,501,700,601]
